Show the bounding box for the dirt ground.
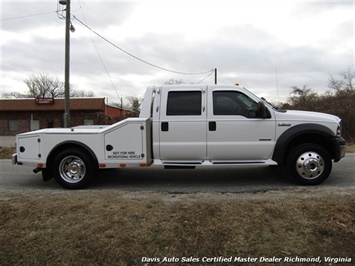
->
[0,187,354,266]
[1,143,354,265]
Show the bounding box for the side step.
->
[164,165,196,169]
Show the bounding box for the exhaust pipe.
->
[33,167,43,174]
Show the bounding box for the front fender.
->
[272,123,335,165]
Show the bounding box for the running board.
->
[212,161,264,165]
[164,165,196,169]
[156,159,277,168]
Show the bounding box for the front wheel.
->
[287,144,332,185]
[52,148,96,189]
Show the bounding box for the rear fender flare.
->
[46,140,98,168]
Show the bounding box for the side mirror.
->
[256,101,268,118]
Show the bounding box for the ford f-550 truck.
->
[12,84,346,189]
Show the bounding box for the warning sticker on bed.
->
[107,151,142,160]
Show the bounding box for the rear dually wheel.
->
[52,148,96,189]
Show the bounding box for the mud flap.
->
[41,168,53,182]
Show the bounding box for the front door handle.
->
[161,122,169,131]
[209,121,216,131]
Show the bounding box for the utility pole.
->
[214,68,217,84]
[62,0,71,128]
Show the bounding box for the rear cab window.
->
[167,91,202,116]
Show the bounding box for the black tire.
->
[52,148,96,189]
[287,143,332,185]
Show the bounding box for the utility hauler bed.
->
[13,84,346,189]
[13,118,151,188]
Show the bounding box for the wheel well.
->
[272,124,337,166]
[46,142,98,169]
[283,134,333,164]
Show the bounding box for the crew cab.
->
[12,84,346,189]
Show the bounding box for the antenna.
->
[275,69,280,105]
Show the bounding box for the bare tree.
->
[3,91,29,98]
[70,89,95,97]
[127,96,142,113]
[4,73,95,98]
[124,96,142,117]
[24,73,65,98]
[328,67,355,93]
[288,85,318,110]
[163,79,184,85]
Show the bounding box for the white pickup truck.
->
[12,84,346,189]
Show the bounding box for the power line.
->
[197,70,214,84]
[73,15,214,76]
[1,11,57,22]
[76,0,120,100]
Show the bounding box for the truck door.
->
[158,86,207,161]
[207,88,276,161]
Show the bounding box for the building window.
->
[166,91,202,116]
[84,119,94,125]
[9,120,18,131]
[31,120,40,131]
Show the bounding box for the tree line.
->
[2,73,139,114]
[283,68,355,142]
[3,73,95,98]
[2,74,186,116]
[3,70,354,142]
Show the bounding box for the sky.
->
[1,0,354,105]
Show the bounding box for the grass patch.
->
[346,143,355,153]
[0,146,15,159]
[0,191,354,265]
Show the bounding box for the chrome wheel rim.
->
[296,151,324,179]
[59,155,86,183]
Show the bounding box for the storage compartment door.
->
[104,123,146,162]
[17,135,41,160]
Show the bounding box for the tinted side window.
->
[167,91,202,116]
[213,91,256,117]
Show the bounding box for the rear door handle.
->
[209,121,216,131]
[161,122,169,131]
